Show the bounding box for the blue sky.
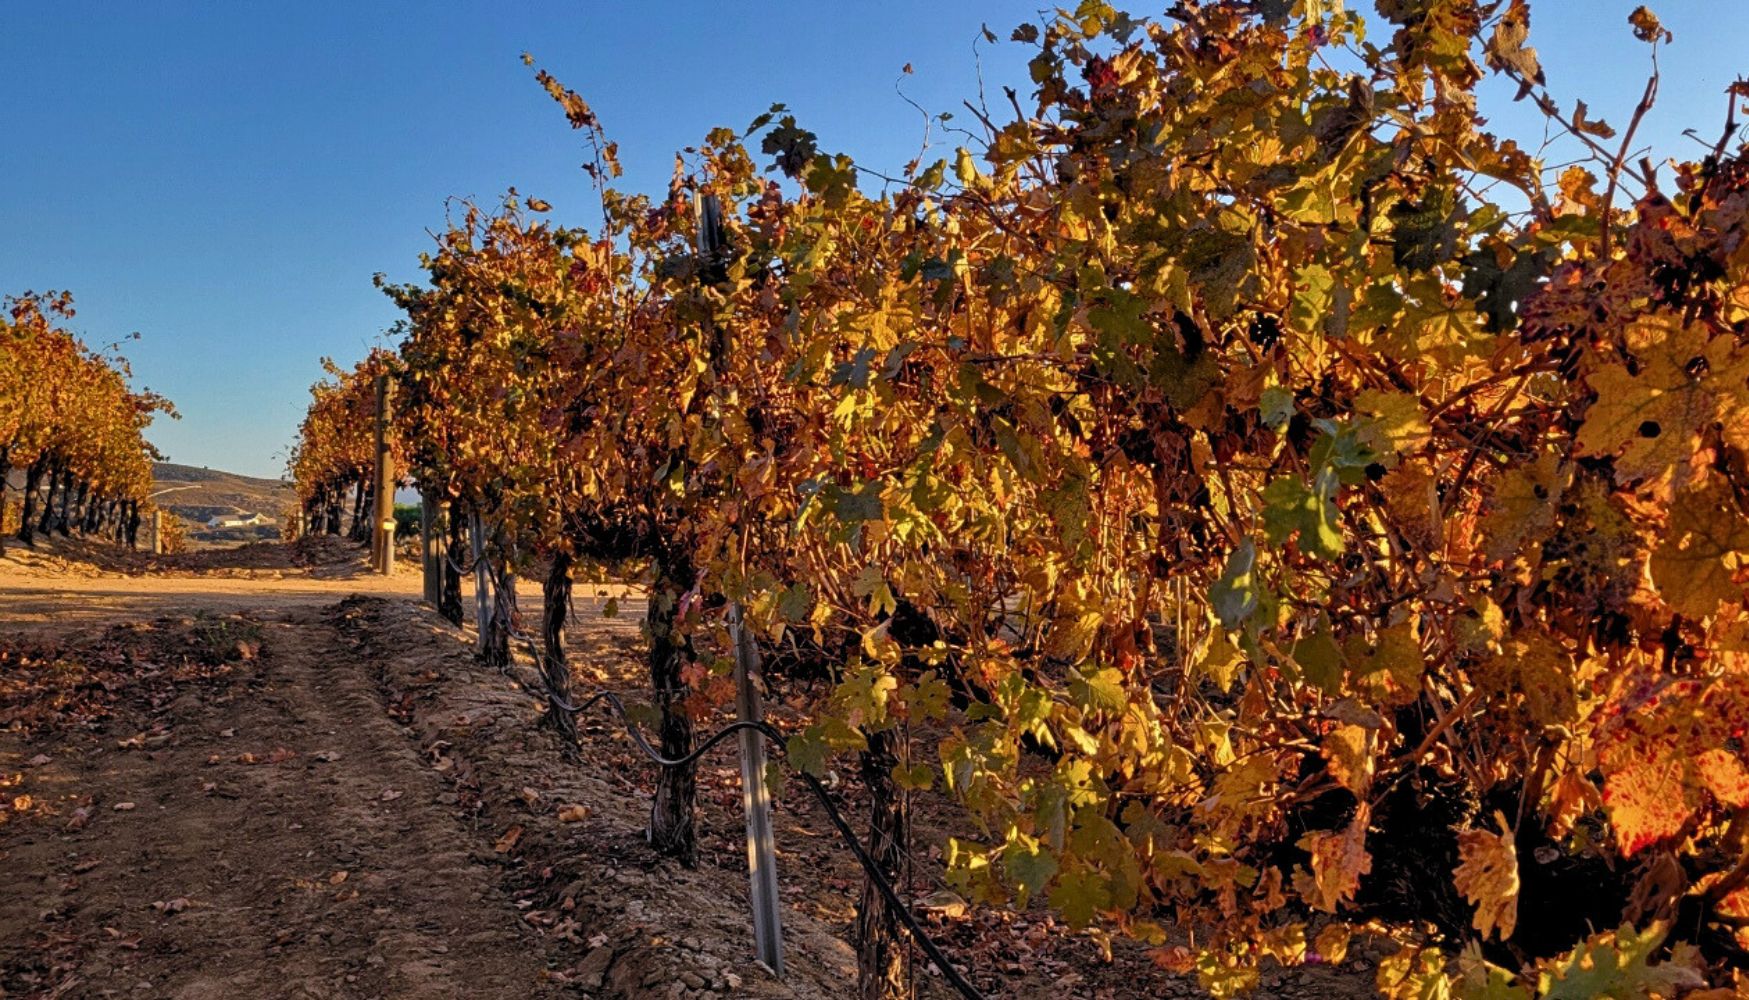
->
[2,2,1744,479]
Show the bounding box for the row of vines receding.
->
[290,2,1749,996]
[2,291,175,554]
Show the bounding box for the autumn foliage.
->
[288,349,404,540]
[300,1,1749,994]
[0,291,173,551]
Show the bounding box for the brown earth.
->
[1,539,1377,1000]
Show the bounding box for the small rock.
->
[576,945,614,990]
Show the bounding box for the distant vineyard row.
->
[1,292,174,553]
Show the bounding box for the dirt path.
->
[3,541,1375,1000]
[1,543,848,1000]
[1,606,565,999]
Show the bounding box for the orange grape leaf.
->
[1695,749,1749,809]
[1453,811,1519,941]
[1602,737,1692,856]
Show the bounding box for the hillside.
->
[152,462,296,544]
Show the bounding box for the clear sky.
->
[2,3,1745,479]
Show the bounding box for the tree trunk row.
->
[10,452,142,550]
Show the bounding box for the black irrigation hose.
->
[556,688,990,1000]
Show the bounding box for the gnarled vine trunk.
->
[0,445,10,554]
[856,727,909,1000]
[540,551,577,742]
[18,455,47,546]
[439,504,464,624]
[37,461,61,537]
[54,467,74,536]
[485,561,515,669]
[646,554,697,865]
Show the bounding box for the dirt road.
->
[2,540,1372,1000]
[0,541,852,1000]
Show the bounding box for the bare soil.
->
[2,539,1376,999]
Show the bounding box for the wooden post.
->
[150,509,162,555]
[729,602,785,976]
[420,494,440,604]
[372,375,395,575]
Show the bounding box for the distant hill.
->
[153,462,297,544]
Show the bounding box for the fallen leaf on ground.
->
[557,804,589,823]
[495,824,525,853]
[329,870,349,885]
[152,897,188,914]
[113,802,136,812]
[380,788,402,802]
[27,754,51,767]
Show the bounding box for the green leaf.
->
[900,671,952,720]
[1261,469,1344,558]
[893,762,935,791]
[1211,539,1261,630]
[835,483,885,524]
[777,583,813,622]
[1259,385,1295,432]
[1536,923,1703,1000]
[1049,865,1109,927]
[1002,833,1058,907]
[1291,622,1345,695]
[787,730,829,777]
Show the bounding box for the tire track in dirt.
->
[1,607,564,999]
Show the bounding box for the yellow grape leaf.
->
[1479,450,1568,564]
[1199,629,1243,693]
[1376,943,1454,1000]
[1453,811,1519,941]
[1600,673,1749,855]
[1295,805,1371,913]
[1344,622,1423,705]
[1478,629,1578,727]
[1313,922,1352,965]
[1545,767,1602,839]
[1378,462,1441,553]
[1320,723,1372,795]
[1650,486,1749,619]
[1355,389,1432,463]
[1576,317,1749,486]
